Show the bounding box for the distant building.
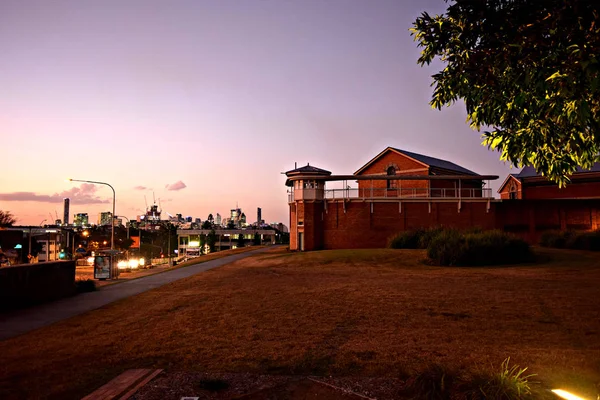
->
[98,211,113,226]
[114,218,123,227]
[186,216,193,223]
[195,218,201,224]
[140,203,162,230]
[74,213,89,226]
[63,198,70,226]
[257,207,262,225]
[498,163,600,200]
[270,222,288,232]
[216,213,222,226]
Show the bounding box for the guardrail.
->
[289,187,492,202]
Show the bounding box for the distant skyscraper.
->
[216,213,222,226]
[257,207,262,225]
[63,198,70,225]
[74,213,89,226]
[98,211,113,226]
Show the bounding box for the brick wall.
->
[290,198,600,250]
[522,181,600,199]
[321,200,495,249]
[357,150,430,196]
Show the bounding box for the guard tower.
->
[285,164,331,251]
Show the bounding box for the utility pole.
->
[167,224,172,267]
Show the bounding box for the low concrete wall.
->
[0,260,76,310]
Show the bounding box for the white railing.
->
[289,188,492,202]
[325,187,492,199]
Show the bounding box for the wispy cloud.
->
[0,183,110,204]
[133,186,148,190]
[165,181,187,191]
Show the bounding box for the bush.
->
[387,229,425,249]
[405,364,458,400]
[427,230,531,267]
[75,279,97,293]
[565,230,600,251]
[539,231,569,248]
[387,227,445,249]
[468,358,536,400]
[540,230,600,251]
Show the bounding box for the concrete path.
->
[0,246,276,341]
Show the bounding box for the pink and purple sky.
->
[1,0,516,226]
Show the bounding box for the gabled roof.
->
[354,147,478,176]
[515,163,600,178]
[497,174,522,193]
[285,164,331,176]
[497,162,600,192]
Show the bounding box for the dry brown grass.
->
[1,247,599,399]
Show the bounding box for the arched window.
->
[509,182,517,199]
[387,166,397,189]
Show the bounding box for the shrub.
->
[539,231,569,248]
[427,230,531,267]
[540,230,600,251]
[426,229,465,266]
[405,364,458,400]
[387,229,425,249]
[469,358,536,400]
[462,231,531,266]
[565,230,600,251]
[75,279,96,293]
[387,227,445,249]
[418,226,445,249]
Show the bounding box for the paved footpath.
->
[0,246,276,341]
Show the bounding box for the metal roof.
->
[285,164,332,176]
[516,163,600,178]
[390,147,478,175]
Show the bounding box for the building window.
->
[509,183,517,199]
[386,166,397,189]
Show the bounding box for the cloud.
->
[165,181,187,191]
[0,184,110,204]
[133,186,148,190]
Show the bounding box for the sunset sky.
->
[1,0,517,226]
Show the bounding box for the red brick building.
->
[286,148,600,251]
[354,147,487,198]
[498,164,600,200]
[286,148,498,251]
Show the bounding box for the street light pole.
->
[69,179,116,276]
[69,179,115,251]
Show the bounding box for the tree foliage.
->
[0,210,16,227]
[412,0,600,185]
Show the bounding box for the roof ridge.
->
[390,147,478,175]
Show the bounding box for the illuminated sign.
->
[94,256,111,279]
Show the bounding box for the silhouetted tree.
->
[0,211,16,227]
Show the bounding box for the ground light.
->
[551,389,589,400]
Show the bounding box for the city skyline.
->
[1,0,518,226]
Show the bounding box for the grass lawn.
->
[1,247,599,399]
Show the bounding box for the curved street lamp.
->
[68,179,116,277]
